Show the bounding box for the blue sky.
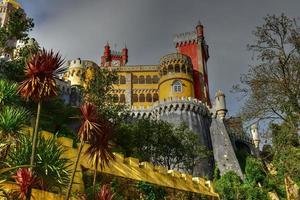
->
[18,0,300,117]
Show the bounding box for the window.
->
[153,93,159,102]
[139,76,145,84]
[132,94,138,102]
[173,81,182,93]
[181,65,187,73]
[152,75,159,84]
[120,76,126,84]
[146,93,152,102]
[175,64,180,73]
[132,75,138,84]
[146,75,152,84]
[139,94,145,102]
[120,94,126,103]
[113,94,119,103]
[168,65,174,73]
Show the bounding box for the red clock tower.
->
[100,42,128,67]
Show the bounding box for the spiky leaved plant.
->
[97,184,113,200]
[85,119,115,200]
[65,103,105,200]
[18,49,64,200]
[13,168,36,199]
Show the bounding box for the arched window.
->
[153,93,159,102]
[132,75,138,84]
[146,93,152,102]
[163,68,167,75]
[113,94,119,103]
[146,75,152,84]
[139,76,145,84]
[120,94,126,103]
[175,64,180,73]
[152,75,159,84]
[181,65,187,73]
[120,76,126,84]
[187,66,192,74]
[139,94,145,102]
[173,81,182,93]
[132,94,138,102]
[113,76,119,84]
[168,65,174,73]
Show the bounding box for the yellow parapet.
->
[13,128,219,199]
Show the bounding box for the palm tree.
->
[18,49,64,200]
[65,103,105,200]
[0,79,18,107]
[85,120,115,200]
[97,184,113,200]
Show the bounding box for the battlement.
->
[160,53,192,66]
[173,31,197,46]
[19,127,219,198]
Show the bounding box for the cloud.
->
[19,0,300,115]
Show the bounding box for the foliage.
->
[0,9,34,53]
[83,68,127,124]
[12,168,36,199]
[136,182,167,200]
[232,14,300,125]
[97,184,113,200]
[0,79,19,106]
[18,49,65,102]
[0,106,29,139]
[114,119,209,172]
[215,171,244,200]
[6,135,71,192]
[244,157,266,185]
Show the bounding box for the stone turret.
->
[65,58,85,86]
[250,123,260,149]
[215,90,227,120]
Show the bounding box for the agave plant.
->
[86,120,115,200]
[18,49,64,200]
[65,103,107,200]
[7,134,71,192]
[0,106,29,140]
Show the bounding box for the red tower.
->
[100,42,128,67]
[174,22,211,106]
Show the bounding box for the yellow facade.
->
[65,53,196,109]
[108,53,195,107]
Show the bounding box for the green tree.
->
[83,68,127,123]
[0,9,34,54]
[114,119,209,172]
[233,14,300,126]
[215,171,244,200]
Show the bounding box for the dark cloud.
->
[18,0,300,115]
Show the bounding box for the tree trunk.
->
[65,139,84,200]
[26,101,42,200]
[93,166,97,200]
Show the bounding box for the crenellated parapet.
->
[173,31,198,46]
[127,96,210,120]
[19,127,219,198]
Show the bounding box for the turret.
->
[250,123,260,149]
[195,21,204,38]
[104,42,111,61]
[122,45,128,65]
[158,53,194,101]
[215,90,227,120]
[65,58,85,86]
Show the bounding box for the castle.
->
[63,23,261,178]
[1,0,260,179]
